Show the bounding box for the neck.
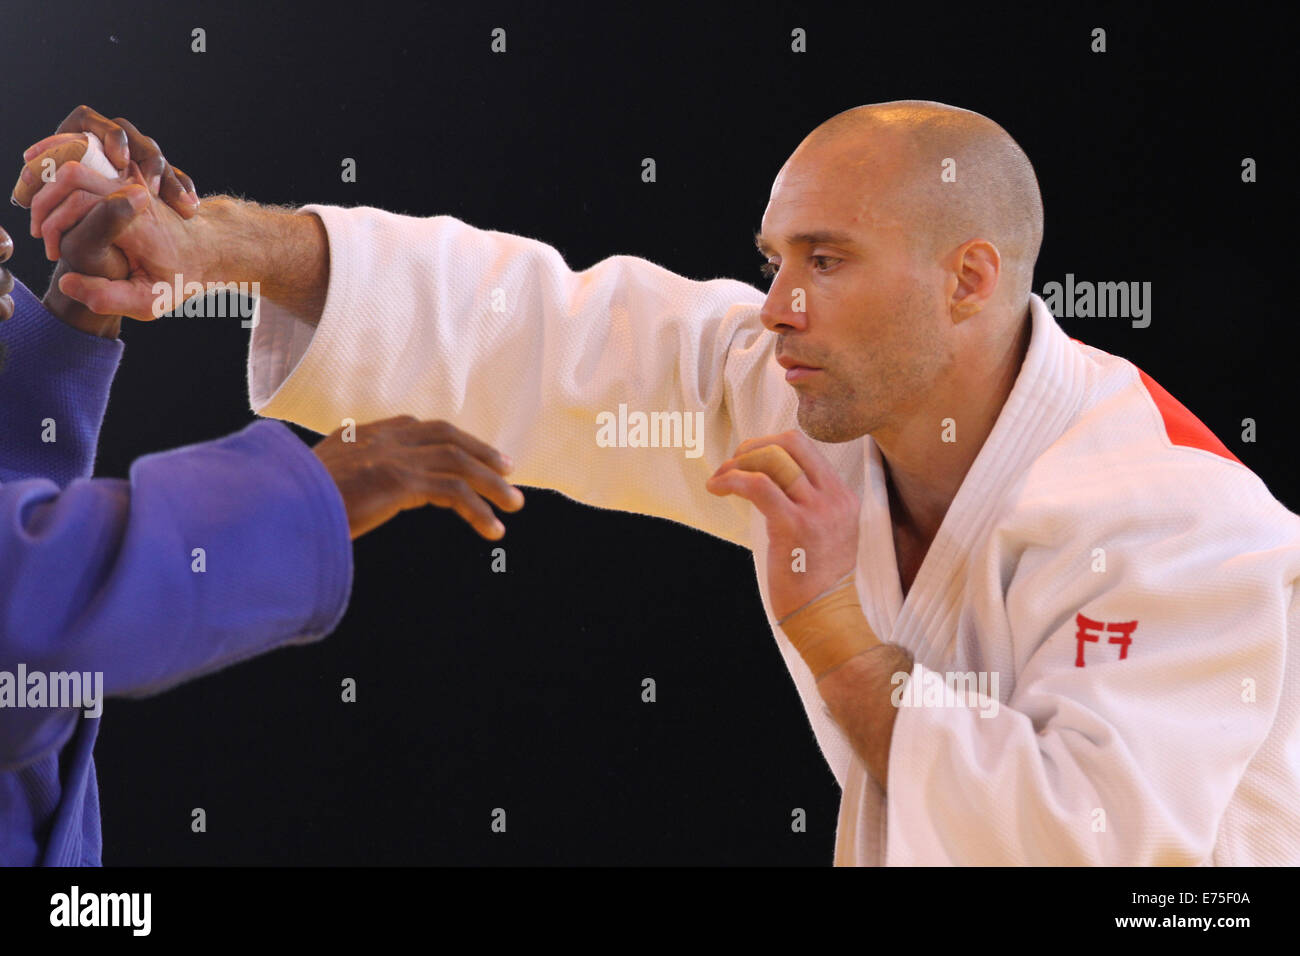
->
[875,308,1031,544]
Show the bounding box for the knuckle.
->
[437,476,470,499]
[354,455,384,476]
[106,193,134,216]
[442,444,470,467]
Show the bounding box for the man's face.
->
[756,138,952,444]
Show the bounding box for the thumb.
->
[58,271,156,320]
[62,184,149,252]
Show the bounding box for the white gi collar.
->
[856,293,1091,668]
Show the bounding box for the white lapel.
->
[865,294,1091,668]
[836,294,1091,865]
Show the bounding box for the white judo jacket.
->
[245,207,1300,865]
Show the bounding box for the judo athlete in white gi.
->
[30,101,1300,865]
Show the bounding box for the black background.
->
[0,0,1291,864]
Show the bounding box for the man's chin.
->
[796,401,869,444]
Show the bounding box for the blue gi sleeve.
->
[0,277,123,486]
[0,279,354,771]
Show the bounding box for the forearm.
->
[191,195,329,323]
[246,205,788,548]
[778,575,913,787]
[816,642,914,788]
[0,421,351,770]
[0,277,122,484]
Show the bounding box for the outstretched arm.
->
[31,191,817,549]
[0,416,353,771]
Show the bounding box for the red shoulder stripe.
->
[1135,367,1242,464]
[1069,337,1241,463]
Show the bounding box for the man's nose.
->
[760,273,809,334]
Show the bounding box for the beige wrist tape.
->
[732,444,804,491]
[13,133,120,206]
[778,574,879,679]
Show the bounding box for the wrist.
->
[42,264,122,339]
[779,575,881,680]
[190,197,327,319]
[185,195,240,288]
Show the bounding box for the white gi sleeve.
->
[883,456,1300,865]
[246,206,796,550]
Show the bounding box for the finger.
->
[55,105,129,169]
[14,139,94,208]
[171,165,197,197]
[0,232,11,316]
[705,467,798,523]
[22,132,84,163]
[732,430,838,491]
[0,226,12,317]
[425,445,525,512]
[730,434,778,459]
[62,185,147,249]
[423,475,507,540]
[112,117,166,196]
[729,445,805,490]
[159,163,199,218]
[58,271,154,320]
[113,118,197,216]
[398,419,515,475]
[28,161,118,237]
[719,444,815,504]
[39,190,102,261]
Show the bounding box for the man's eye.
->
[759,256,839,280]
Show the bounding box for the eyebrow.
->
[753,229,861,256]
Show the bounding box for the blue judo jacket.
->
[0,278,352,865]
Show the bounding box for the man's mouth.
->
[777,354,822,382]
[786,367,821,383]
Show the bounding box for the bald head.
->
[797,100,1043,309]
[757,100,1043,445]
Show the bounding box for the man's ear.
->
[949,239,1000,323]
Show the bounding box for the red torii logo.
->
[1075,613,1138,667]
